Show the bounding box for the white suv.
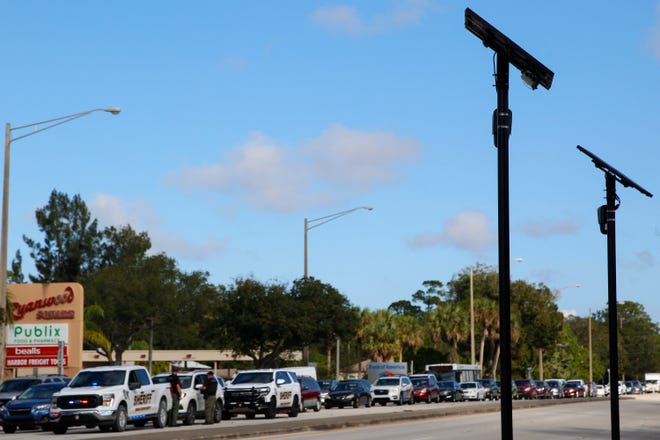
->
[371,376,414,406]
[224,369,302,419]
[152,370,224,424]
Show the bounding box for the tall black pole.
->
[494,53,513,440]
[605,173,620,440]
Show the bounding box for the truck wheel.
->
[313,398,322,412]
[184,402,196,425]
[3,424,17,433]
[53,424,68,435]
[288,396,299,417]
[213,400,223,423]
[264,397,277,419]
[153,398,168,428]
[112,404,128,432]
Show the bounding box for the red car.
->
[410,374,440,403]
[514,379,538,399]
[563,380,586,398]
[298,376,322,411]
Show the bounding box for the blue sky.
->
[2,1,658,323]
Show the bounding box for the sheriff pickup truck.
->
[50,365,171,434]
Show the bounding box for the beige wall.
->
[5,283,83,378]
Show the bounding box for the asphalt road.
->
[6,393,660,439]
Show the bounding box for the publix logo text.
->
[6,324,68,345]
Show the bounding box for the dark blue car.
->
[0,382,69,433]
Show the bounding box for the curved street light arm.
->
[306,206,373,231]
[10,107,121,143]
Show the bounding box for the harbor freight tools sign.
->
[4,283,84,377]
[5,345,69,368]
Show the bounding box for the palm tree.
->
[430,302,468,364]
[393,314,424,362]
[359,309,399,362]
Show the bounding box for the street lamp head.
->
[365,206,374,211]
[104,107,121,115]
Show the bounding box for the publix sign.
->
[6,324,68,345]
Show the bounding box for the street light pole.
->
[470,267,475,366]
[1,107,120,378]
[303,206,373,278]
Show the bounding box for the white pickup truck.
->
[50,365,171,434]
[223,369,301,419]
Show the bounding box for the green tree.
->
[9,250,25,283]
[289,277,359,373]
[23,189,102,282]
[429,302,467,364]
[218,278,297,368]
[359,309,399,362]
[84,253,181,365]
[412,280,444,312]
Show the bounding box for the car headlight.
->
[34,403,50,411]
[345,393,355,400]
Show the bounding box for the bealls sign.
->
[6,323,68,345]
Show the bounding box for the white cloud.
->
[310,0,432,35]
[636,250,654,268]
[305,124,420,191]
[522,218,578,237]
[648,3,660,60]
[89,194,226,261]
[168,125,420,212]
[408,210,496,253]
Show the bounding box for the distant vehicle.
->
[371,376,413,406]
[298,376,322,412]
[223,369,302,419]
[410,374,440,403]
[545,379,565,399]
[437,381,464,402]
[324,379,371,409]
[460,381,486,401]
[478,378,500,401]
[563,380,586,398]
[152,370,224,425]
[595,384,607,397]
[0,376,69,407]
[625,380,643,394]
[425,363,481,383]
[0,382,69,433]
[535,380,550,399]
[644,379,659,393]
[317,379,337,404]
[515,379,538,399]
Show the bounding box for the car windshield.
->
[318,380,336,391]
[438,381,454,387]
[566,381,581,387]
[411,378,429,387]
[375,378,400,386]
[0,379,42,392]
[515,380,531,386]
[461,383,476,389]
[17,384,65,400]
[69,371,126,387]
[232,372,273,384]
[335,382,358,391]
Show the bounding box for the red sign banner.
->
[6,345,68,357]
[5,357,68,368]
